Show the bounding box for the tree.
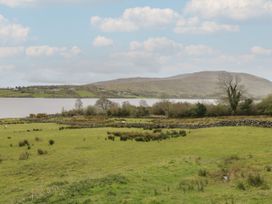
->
[219,73,243,114]
[151,100,171,116]
[194,103,207,117]
[85,105,96,116]
[95,97,114,113]
[75,98,83,110]
[139,100,148,107]
[239,98,253,115]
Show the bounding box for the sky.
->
[0,0,272,87]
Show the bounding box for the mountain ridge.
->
[0,71,271,99]
[90,71,272,99]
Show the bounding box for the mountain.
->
[1,71,271,99]
[91,71,272,99]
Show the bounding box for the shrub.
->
[49,139,55,146]
[168,102,193,118]
[108,135,115,141]
[206,104,230,117]
[224,155,240,164]
[239,98,254,115]
[257,95,272,115]
[236,182,246,191]
[35,137,41,142]
[18,140,30,147]
[33,128,42,132]
[193,103,207,117]
[247,174,264,187]
[178,178,208,193]
[135,106,150,117]
[265,165,272,172]
[179,130,187,137]
[59,127,65,131]
[153,129,162,133]
[37,149,48,155]
[107,130,187,142]
[85,105,97,116]
[198,169,208,177]
[19,152,30,160]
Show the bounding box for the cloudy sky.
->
[0,0,272,86]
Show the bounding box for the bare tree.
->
[139,100,148,107]
[218,73,243,114]
[75,98,83,110]
[95,97,114,113]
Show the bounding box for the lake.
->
[0,98,217,118]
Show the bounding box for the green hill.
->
[92,71,272,99]
[1,71,272,99]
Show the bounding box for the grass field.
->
[1,123,272,203]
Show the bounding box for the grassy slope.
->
[1,124,272,203]
[0,86,131,98]
[94,71,272,99]
[2,71,272,99]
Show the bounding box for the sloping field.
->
[1,123,272,203]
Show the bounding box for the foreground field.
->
[1,123,272,203]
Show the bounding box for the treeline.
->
[60,95,272,118]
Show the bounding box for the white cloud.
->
[185,0,272,20]
[0,0,34,7]
[106,37,219,75]
[0,46,24,58]
[91,7,239,34]
[91,7,179,32]
[130,37,183,53]
[93,36,113,47]
[0,0,123,7]
[129,37,217,56]
[184,45,217,56]
[25,45,81,57]
[251,46,272,55]
[174,17,239,34]
[0,14,29,43]
[0,64,15,72]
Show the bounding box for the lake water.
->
[0,98,217,118]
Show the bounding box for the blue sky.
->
[0,0,272,86]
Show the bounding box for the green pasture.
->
[0,123,272,203]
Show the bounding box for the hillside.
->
[92,71,272,99]
[0,71,271,99]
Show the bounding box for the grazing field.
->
[1,123,272,203]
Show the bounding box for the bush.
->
[18,140,30,147]
[178,178,208,192]
[247,174,264,187]
[35,137,41,142]
[206,104,230,117]
[85,106,97,116]
[224,155,240,164]
[19,152,30,160]
[265,165,272,172]
[107,130,187,142]
[257,95,272,115]
[198,169,208,177]
[49,139,55,146]
[153,129,162,133]
[135,106,150,117]
[168,103,194,118]
[239,99,254,115]
[37,149,48,155]
[193,103,207,117]
[236,182,246,190]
